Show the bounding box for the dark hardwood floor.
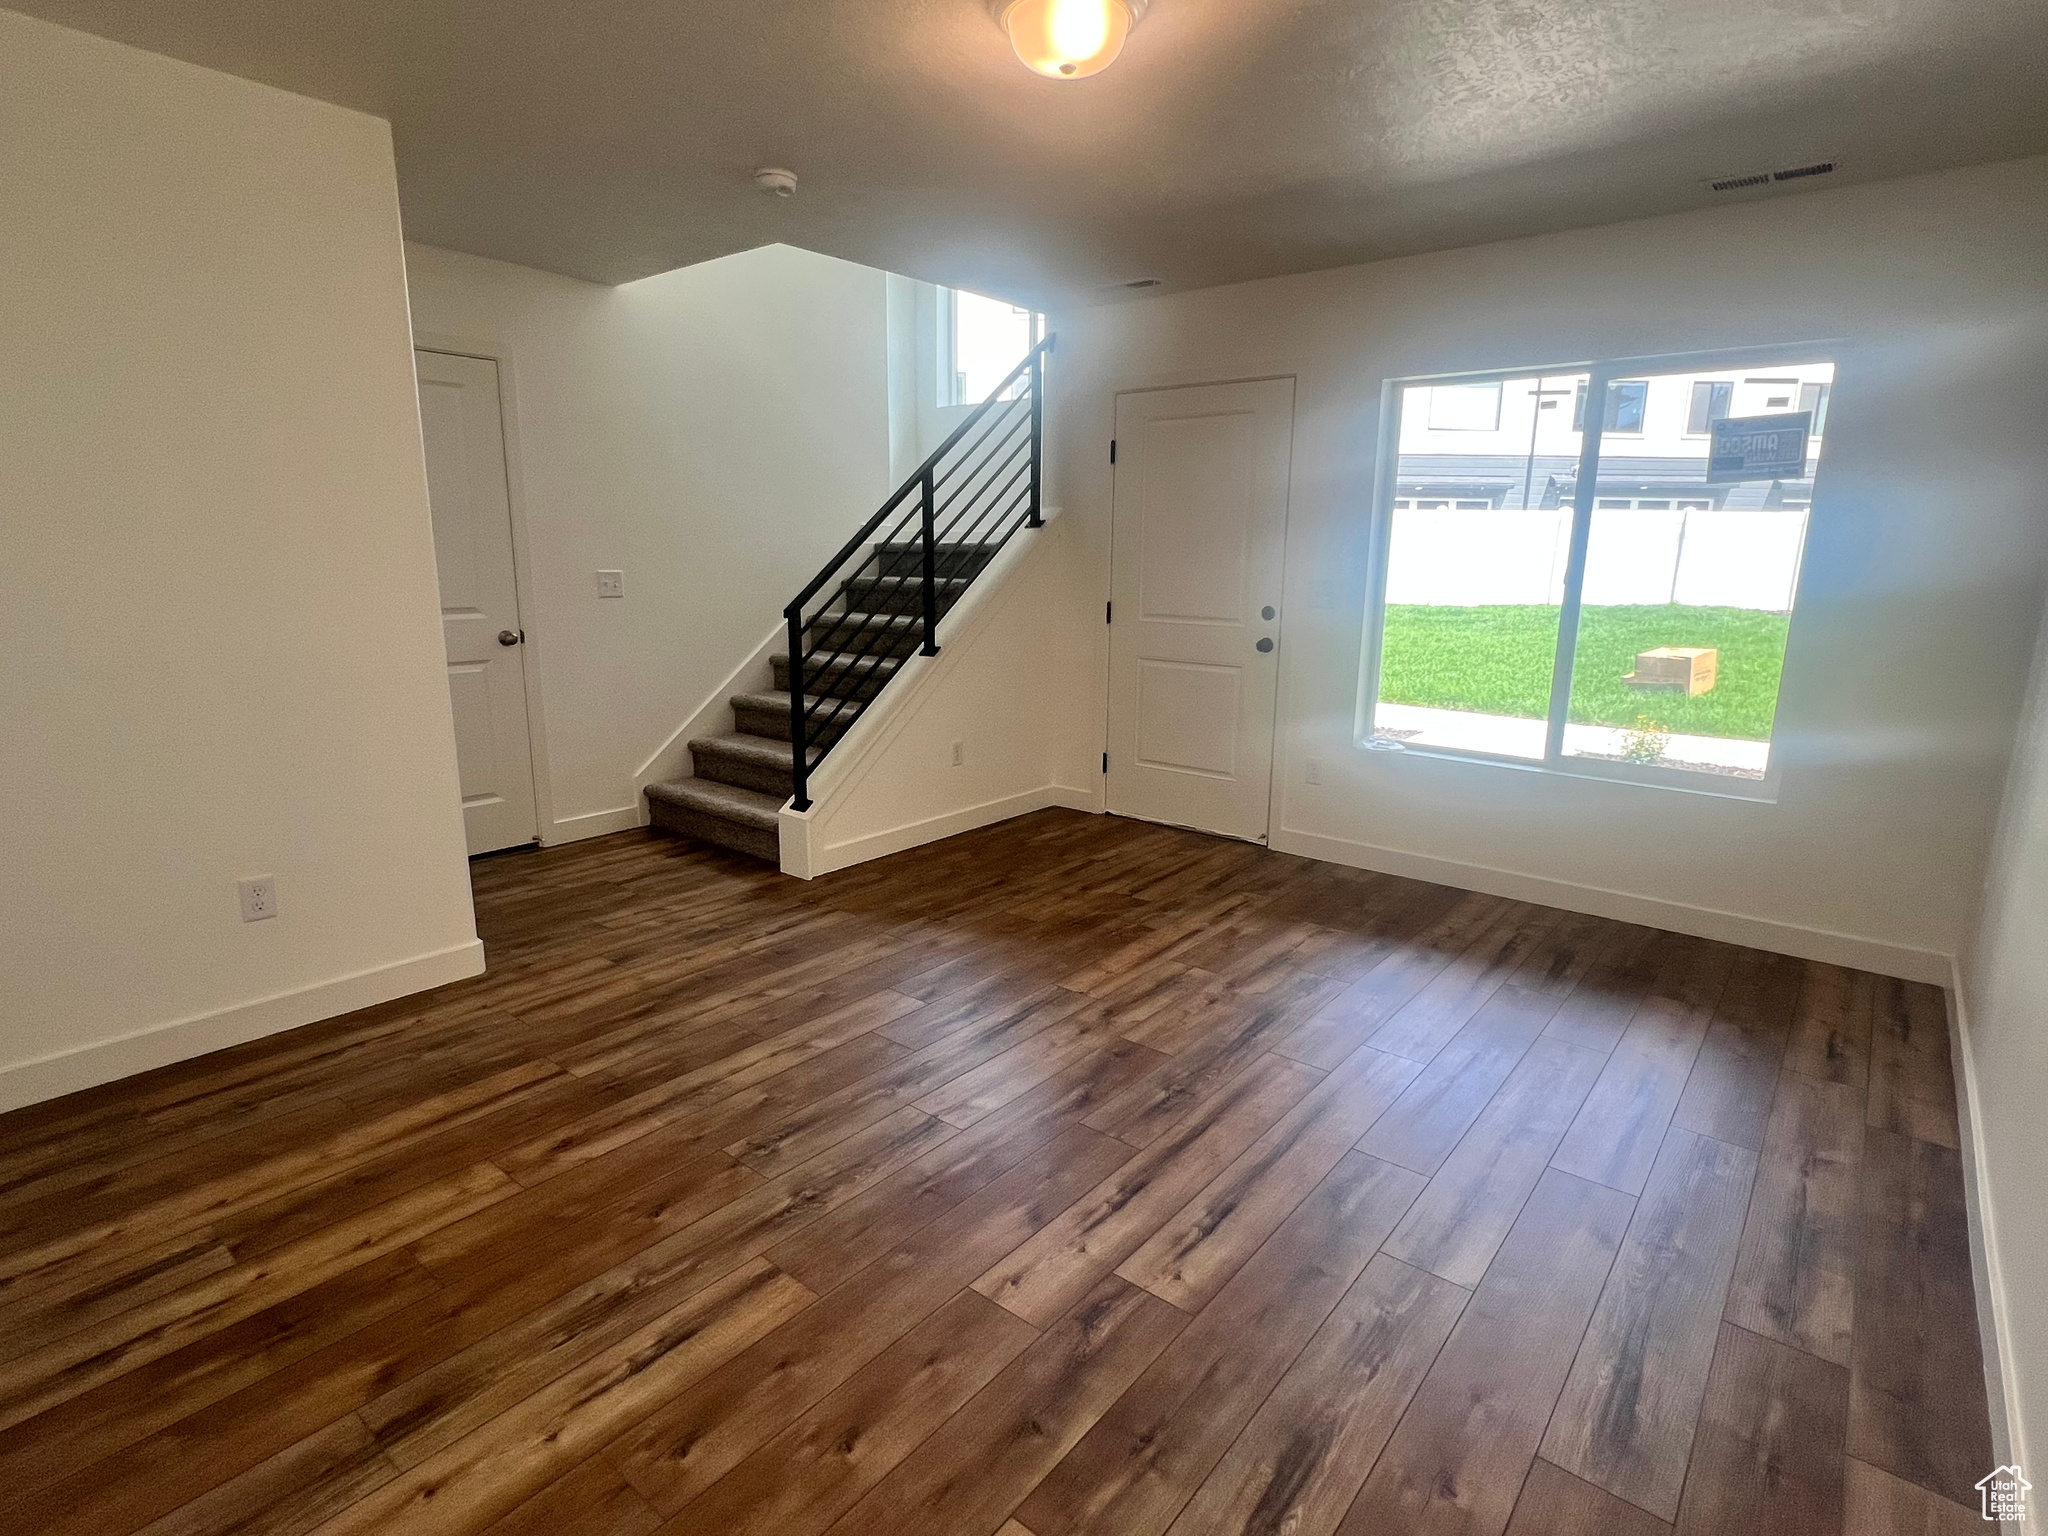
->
[0,810,1997,1535]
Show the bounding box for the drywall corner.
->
[1947,960,2027,1476]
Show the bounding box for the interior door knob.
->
[498,629,523,646]
[1256,637,1275,653]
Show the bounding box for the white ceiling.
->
[16,0,2048,304]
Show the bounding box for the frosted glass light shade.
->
[1000,0,1136,79]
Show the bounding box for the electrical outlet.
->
[1305,757,1324,785]
[951,740,965,767]
[238,876,279,923]
[596,570,625,599]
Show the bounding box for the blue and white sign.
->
[1707,412,1811,482]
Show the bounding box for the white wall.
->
[1049,156,2048,976]
[0,11,480,1111]
[1963,588,2048,1479]
[402,242,897,839]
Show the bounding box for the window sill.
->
[1357,736,1781,804]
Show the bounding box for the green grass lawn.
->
[1379,604,1790,740]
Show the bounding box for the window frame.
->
[937,287,1047,409]
[1357,343,1839,803]
[1685,379,1734,437]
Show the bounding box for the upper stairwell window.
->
[1362,348,1837,797]
[940,288,1047,406]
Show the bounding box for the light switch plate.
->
[597,570,625,598]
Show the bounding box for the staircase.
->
[645,542,1002,860]
[645,336,1053,864]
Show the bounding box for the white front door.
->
[416,349,539,855]
[1107,377,1296,842]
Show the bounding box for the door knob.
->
[1256,637,1274,653]
[498,629,523,646]
[1261,606,1276,620]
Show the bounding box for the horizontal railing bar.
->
[802,624,907,730]
[934,419,1030,515]
[792,338,1049,617]
[907,335,1050,490]
[936,432,1031,525]
[930,394,1029,496]
[801,476,1033,688]
[789,475,922,616]
[938,459,1032,549]
[959,479,1032,541]
[798,486,1029,739]
[939,502,1028,576]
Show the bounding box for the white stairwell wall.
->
[779,513,1103,878]
[403,241,899,841]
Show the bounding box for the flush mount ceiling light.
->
[989,0,1150,79]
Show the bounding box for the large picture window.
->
[1364,350,1835,792]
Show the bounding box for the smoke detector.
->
[752,167,798,198]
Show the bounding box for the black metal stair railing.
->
[785,334,1053,811]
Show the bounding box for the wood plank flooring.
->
[0,810,1997,1535]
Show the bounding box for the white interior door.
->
[416,349,539,855]
[1107,377,1295,841]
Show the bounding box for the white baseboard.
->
[545,804,645,844]
[1270,825,1953,984]
[0,939,487,1114]
[799,784,1098,879]
[1945,961,2028,1477]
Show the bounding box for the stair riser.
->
[690,744,794,798]
[648,797,779,862]
[771,656,897,702]
[732,698,855,747]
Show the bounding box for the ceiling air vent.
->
[1704,159,1838,194]
[1122,278,1162,289]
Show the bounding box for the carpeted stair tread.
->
[644,776,782,861]
[644,776,783,828]
[688,732,796,798]
[729,689,864,720]
[730,689,866,744]
[689,733,795,770]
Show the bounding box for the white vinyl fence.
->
[1385,508,1807,611]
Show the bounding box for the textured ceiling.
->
[14,0,2048,304]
